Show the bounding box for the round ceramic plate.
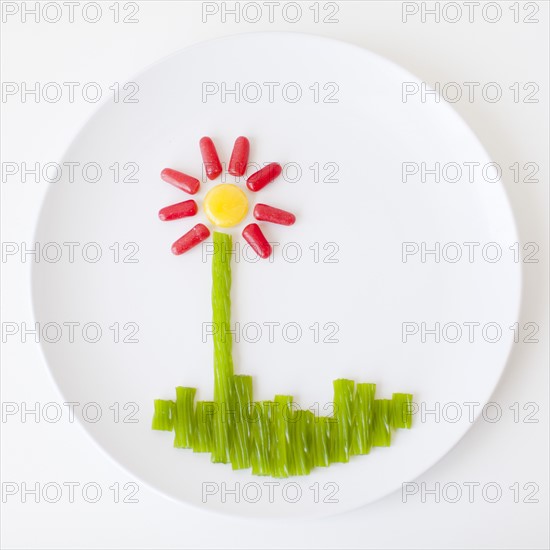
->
[32,33,520,518]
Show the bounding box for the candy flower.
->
[152,137,413,477]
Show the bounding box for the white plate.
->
[32,33,520,518]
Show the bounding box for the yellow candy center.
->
[203,184,249,228]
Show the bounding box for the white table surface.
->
[1,1,548,548]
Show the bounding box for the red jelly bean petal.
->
[242,223,272,259]
[171,223,210,255]
[246,163,282,192]
[228,136,250,177]
[199,137,223,180]
[161,168,200,195]
[159,200,198,221]
[253,203,296,226]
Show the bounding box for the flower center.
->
[203,184,249,228]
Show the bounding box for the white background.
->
[1,1,548,548]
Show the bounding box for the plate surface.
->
[32,33,520,518]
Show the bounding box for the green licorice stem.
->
[330,379,355,463]
[211,232,234,463]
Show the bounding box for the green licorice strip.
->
[329,379,355,463]
[286,409,299,476]
[173,387,196,448]
[391,393,413,429]
[289,410,313,476]
[193,401,215,453]
[300,410,314,474]
[312,416,331,467]
[272,396,293,478]
[212,232,234,463]
[211,409,231,463]
[230,375,253,470]
[350,383,376,456]
[372,399,392,447]
[250,401,274,476]
[152,399,175,431]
